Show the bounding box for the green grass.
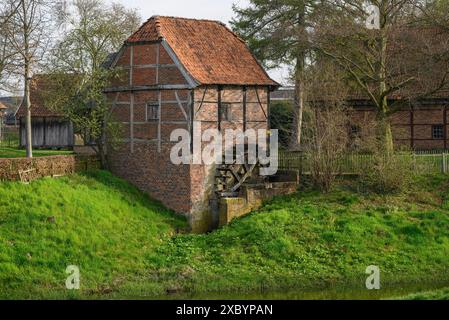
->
[1,171,449,299]
[398,288,449,300]
[0,147,73,158]
[0,171,186,299]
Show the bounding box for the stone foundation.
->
[219,181,298,227]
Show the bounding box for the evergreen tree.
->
[231,0,320,150]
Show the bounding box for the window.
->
[350,125,361,136]
[349,125,362,140]
[432,125,444,139]
[220,103,232,122]
[348,125,362,149]
[146,102,159,121]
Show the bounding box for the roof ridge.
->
[127,15,240,43]
[155,15,248,45]
[153,16,163,38]
[154,15,227,26]
[123,15,278,87]
[126,16,163,43]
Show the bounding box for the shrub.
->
[301,61,351,192]
[358,151,415,194]
[302,105,350,192]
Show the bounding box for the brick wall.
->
[109,142,192,213]
[107,40,270,232]
[190,86,269,232]
[349,104,449,150]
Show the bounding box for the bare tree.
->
[44,0,141,168]
[313,0,449,154]
[416,0,449,32]
[302,61,350,192]
[5,0,55,158]
[0,2,19,91]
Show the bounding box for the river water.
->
[150,281,449,300]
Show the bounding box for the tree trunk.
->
[376,4,394,155]
[376,110,394,155]
[97,140,108,170]
[22,0,32,158]
[97,118,109,170]
[291,56,305,150]
[290,5,307,151]
[24,62,33,158]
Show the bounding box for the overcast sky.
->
[0,1,290,97]
[106,0,291,84]
[110,0,250,23]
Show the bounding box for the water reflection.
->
[149,282,449,300]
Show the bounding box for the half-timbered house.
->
[106,16,279,232]
[271,87,449,150]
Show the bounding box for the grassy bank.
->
[0,147,73,158]
[0,171,186,299]
[398,288,449,300]
[1,171,449,299]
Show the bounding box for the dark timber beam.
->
[190,90,195,153]
[19,118,22,147]
[218,86,223,131]
[43,117,46,147]
[104,84,193,93]
[243,86,247,132]
[444,105,447,150]
[125,40,162,46]
[410,106,414,150]
[267,85,271,130]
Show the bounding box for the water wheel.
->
[214,145,262,197]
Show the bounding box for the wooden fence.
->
[278,150,449,175]
[0,126,19,148]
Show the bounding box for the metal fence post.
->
[413,153,416,171]
[443,153,447,174]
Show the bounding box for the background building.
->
[15,76,74,149]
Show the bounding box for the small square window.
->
[146,102,159,121]
[350,125,361,136]
[432,125,444,140]
[220,103,232,122]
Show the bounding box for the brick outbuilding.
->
[271,87,449,150]
[105,16,279,232]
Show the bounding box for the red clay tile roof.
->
[127,16,278,87]
[15,76,63,118]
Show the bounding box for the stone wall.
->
[0,155,99,182]
[219,181,298,226]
